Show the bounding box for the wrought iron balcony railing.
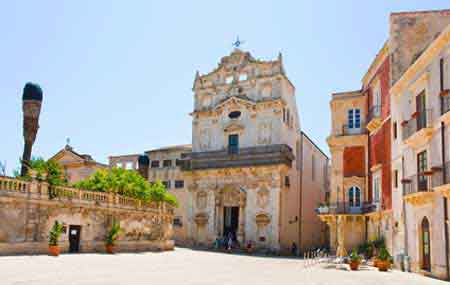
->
[180,144,294,170]
[335,122,367,137]
[441,94,450,115]
[402,173,436,196]
[401,109,433,141]
[316,201,379,215]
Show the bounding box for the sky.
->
[1,1,449,175]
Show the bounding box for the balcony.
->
[401,109,434,148]
[316,202,378,216]
[366,105,382,132]
[327,122,368,148]
[440,92,450,125]
[432,161,450,199]
[180,144,294,170]
[402,173,436,206]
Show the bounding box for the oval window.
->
[228,111,241,119]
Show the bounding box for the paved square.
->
[0,248,446,285]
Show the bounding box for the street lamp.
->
[20,82,43,177]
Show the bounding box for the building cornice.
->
[362,41,389,88]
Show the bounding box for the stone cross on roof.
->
[232,36,245,49]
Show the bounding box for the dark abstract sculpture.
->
[20,83,43,177]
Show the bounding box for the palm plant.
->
[105,221,122,246]
[48,220,64,246]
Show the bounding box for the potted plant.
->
[105,220,122,254]
[48,220,64,256]
[316,203,329,214]
[377,246,392,272]
[349,248,361,271]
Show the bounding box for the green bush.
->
[48,220,64,246]
[350,248,361,262]
[15,157,67,186]
[105,220,122,246]
[73,168,178,206]
[377,246,391,261]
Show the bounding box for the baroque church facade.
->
[110,49,329,252]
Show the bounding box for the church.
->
[109,48,329,253]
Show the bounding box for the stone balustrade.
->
[0,175,173,215]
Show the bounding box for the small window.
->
[228,111,241,119]
[284,176,290,187]
[394,170,398,188]
[162,181,171,189]
[163,160,172,167]
[393,122,397,139]
[175,159,183,167]
[173,217,182,227]
[125,162,133,170]
[239,73,247,81]
[225,76,233,84]
[175,180,184,188]
[116,162,123,168]
[150,160,160,168]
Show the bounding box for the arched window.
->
[348,186,361,207]
[421,217,431,271]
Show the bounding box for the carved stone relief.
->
[199,128,211,150]
[256,187,270,209]
[258,121,272,144]
[196,191,207,210]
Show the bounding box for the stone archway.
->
[216,185,246,243]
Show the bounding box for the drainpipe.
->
[440,122,450,280]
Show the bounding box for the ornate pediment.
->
[214,95,255,112]
[223,122,245,133]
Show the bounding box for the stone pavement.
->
[0,247,446,285]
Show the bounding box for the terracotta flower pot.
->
[49,245,60,256]
[105,244,115,254]
[377,260,390,272]
[349,261,360,271]
[373,258,379,268]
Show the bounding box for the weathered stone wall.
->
[0,177,174,255]
[390,10,450,84]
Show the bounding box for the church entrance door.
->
[223,206,239,240]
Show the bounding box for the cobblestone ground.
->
[0,247,447,285]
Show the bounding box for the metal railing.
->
[367,105,381,122]
[336,122,367,136]
[442,95,450,115]
[316,201,378,215]
[402,174,434,196]
[402,109,433,141]
[430,161,450,187]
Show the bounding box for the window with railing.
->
[401,109,433,141]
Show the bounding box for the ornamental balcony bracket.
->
[366,105,382,133]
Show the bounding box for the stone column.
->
[215,194,222,237]
[237,197,245,244]
[336,215,347,257]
